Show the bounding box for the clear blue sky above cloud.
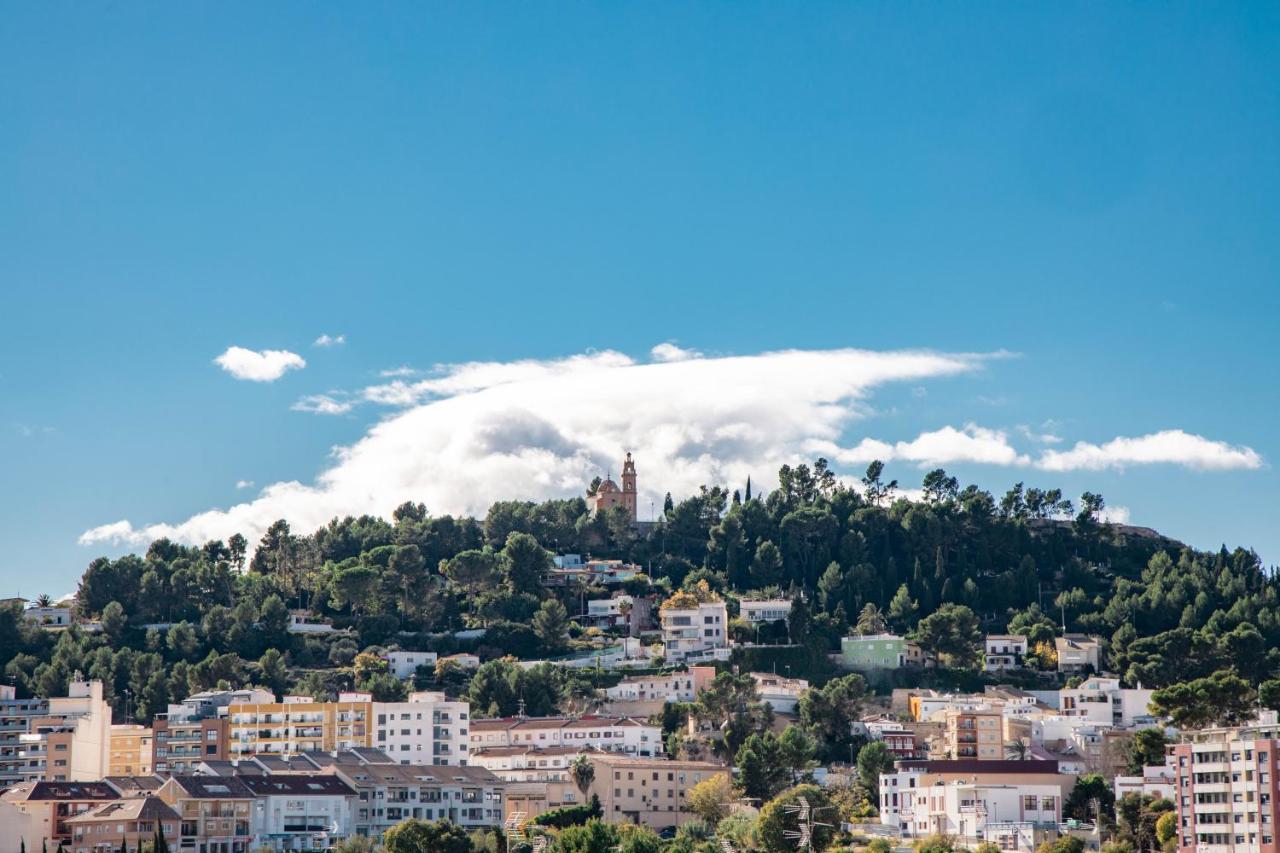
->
[2,3,1277,594]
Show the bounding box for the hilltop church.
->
[589,452,637,522]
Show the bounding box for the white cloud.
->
[214,347,306,382]
[314,334,346,347]
[1036,429,1263,472]
[292,394,355,416]
[1018,424,1063,445]
[650,342,703,363]
[235,480,255,490]
[83,347,986,551]
[812,424,1030,469]
[1098,505,1132,525]
[379,366,417,378]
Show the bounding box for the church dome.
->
[597,478,620,493]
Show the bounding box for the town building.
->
[659,591,729,663]
[0,685,56,787]
[153,688,272,775]
[11,678,113,784]
[589,452,638,521]
[584,594,654,636]
[932,708,1004,761]
[66,796,181,852]
[286,610,339,634]
[322,756,505,838]
[240,774,357,849]
[1059,677,1155,727]
[840,633,908,669]
[505,752,728,833]
[372,691,470,766]
[156,774,255,852]
[984,635,1028,671]
[469,745,585,782]
[750,672,809,715]
[1169,713,1280,852]
[385,650,439,680]
[226,693,373,758]
[604,667,715,704]
[108,724,153,776]
[1055,634,1103,673]
[739,599,792,624]
[880,759,1073,845]
[1113,761,1176,802]
[0,780,121,848]
[440,652,481,670]
[547,556,644,587]
[469,715,663,757]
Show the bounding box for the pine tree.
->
[745,476,753,501]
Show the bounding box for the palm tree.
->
[35,594,52,608]
[571,754,596,798]
[1005,739,1030,760]
[856,603,887,635]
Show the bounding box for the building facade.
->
[470,716,663,757]
[660,599,729,663]
[589,453,637,521]
[984,635,1028,671]
[108,724,153,776]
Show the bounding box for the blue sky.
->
[2,3,1278,596]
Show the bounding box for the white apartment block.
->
[241,774,356,849]
[469,716,663,757]
[984,635,1028,671]
[385,651,439,680]
[1059,677,1154,727]
[739,599,792,623]
[469,744,584,782]
[373,692,469,766]
[17,678,112,783]
[661,601,729,662]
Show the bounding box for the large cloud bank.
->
[80,346,1262,551]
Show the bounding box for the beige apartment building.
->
[225,694,372,757]
[932,708,1004,760]
[108,724,153,776]
[504,752,728,833]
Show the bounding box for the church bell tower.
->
[621,452,637,522]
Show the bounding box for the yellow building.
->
[225,694,372,757]
[934,708,1004,760]
[108,724,154,776]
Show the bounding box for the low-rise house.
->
[739,598,792,624]
[0,780,120,848]
[548,557,643,587]
[440,652,481,670]
[1055,634,1102,673]
[23,603,74,629]
[1059,677,1154,727]
[604,667,715,704]
[286,610,338,634]
[1113,761,1176,802]
[385,650,438,680]
[66,796,181,852]
[840,633,907,669]
[880,759,1073,844]
[470,715,663,757]
[751,672,808,715]
[984,635,1028,671]
[584,594,654,636]
[863,718,920,758]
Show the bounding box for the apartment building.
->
[933,708,1004,760]
[984,635,1028,671]
[880,759,1071,844]
[469,715,663,757]
[0,685,53,787]
[589,753,728,831]
[1059,677,1155,727]
[20,678,113,784]
[470,745,585,782]
[1170,714,1280,852]
[226,693,373,758]
[239,775,356,849]
[156,775,255,852]
[107,724,153,776]
[153,688,271,775]
[660,597,730,663]
[604,666,715,704]
[372,691,470,765]
[319,757,504,837]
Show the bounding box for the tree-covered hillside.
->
[1,460,1271,725]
